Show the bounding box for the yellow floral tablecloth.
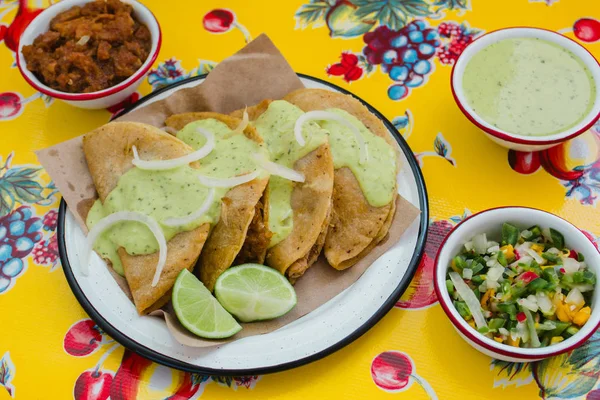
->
[1,0,600,398]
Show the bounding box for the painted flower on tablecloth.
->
[148,58,217,92]
[296,1,482,100]
[491,328,600,398]
[397,209,470,310]
[0,351,15,398]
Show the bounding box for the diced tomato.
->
[517,271,539,284]
[569,250,578,260]
[560,268,566,274]
[516,312,527,323]
[514,249,521,261]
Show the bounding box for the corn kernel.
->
[551,336,564,344]
[507,336,520,347]
[556,303,572,322]
[500,244,515,260]
[573,307,591,326]
[451,259,460,273]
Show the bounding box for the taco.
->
[283,88,399,270]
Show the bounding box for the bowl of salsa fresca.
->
[17,0,161,109]
[451,27,600,152]
[434,207,600,362]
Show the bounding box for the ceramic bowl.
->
[434,206,600,362]
[451,27,600,152]
[17,0,161,109]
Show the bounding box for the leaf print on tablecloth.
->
[0,152,55,217]
[0,351,15,398]
[414,133,456,167]
[294,0,335,30]
[491,360,533,388]
[353,0,430,31]
[533,350,599,399]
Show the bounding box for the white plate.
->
[58,74,429,374]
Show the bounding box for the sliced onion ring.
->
[449,271,487,329]
[197,170,260,188]
[131,128,215,170]
[82,211,167,288]
[253,153,304,182]
[233,107,249,134]
[294,111,369,164]
[163,188,216,227]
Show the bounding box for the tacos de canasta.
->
[283,89,400,270]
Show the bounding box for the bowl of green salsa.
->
[451,27,600,152]
[434,207,600,362]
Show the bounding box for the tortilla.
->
[283,88,399,270]
[164,112,270,291]
[231,101,334,281]
[82,122,210,314]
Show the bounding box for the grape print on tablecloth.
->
[0,152,58,293]
[297,1,482,100]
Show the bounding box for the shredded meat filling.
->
[235,199,272,265]
[22,0,151,93]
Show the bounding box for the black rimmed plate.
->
[58,74,428,375]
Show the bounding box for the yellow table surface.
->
[1,0,600,398]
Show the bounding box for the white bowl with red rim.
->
[16,0,161,110]
[451,27,600,152]
[434,206,600,362]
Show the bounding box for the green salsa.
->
[86,118,267,275]
[462,37,596,136]
[318,108,397,207]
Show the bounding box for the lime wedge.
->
[214,263,297,322]
[172,269,242,339]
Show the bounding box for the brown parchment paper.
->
[36,34,420,347]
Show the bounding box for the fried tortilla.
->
[231,101,334,281]
[83,122,210,314]
[164,112,270,291]
[283,88,399,270]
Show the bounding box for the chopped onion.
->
[487,241,500,248]
[542,228,552,242]
[233,107,249,134]
[565,287,585,308]
[537,320,557,331]
[518,297,538,312]
[547,247,561,255]
[523,308,541,347]
[536,292,554,315]
[473,233,488,254]
[82,211,167,288]
[162,126,178,135]
[510,255,532,268]
[521,229,532,239]
[524,248,545,265]
[197,170,260,188]
[163,188,215,227]
[253,153,304,182]
[77,35,90,45]
[517,321,530,343]
[449,271,486,329]
[462,268,473,280]
[562,257,580,274]
[486,279,499,290]
[464,241,474,252]
[487,245,500,254]
[487,265,504,282]
[499,327,509,336]
[478,283,488,292]
[294,111,369,164]
[132,128,215,170]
